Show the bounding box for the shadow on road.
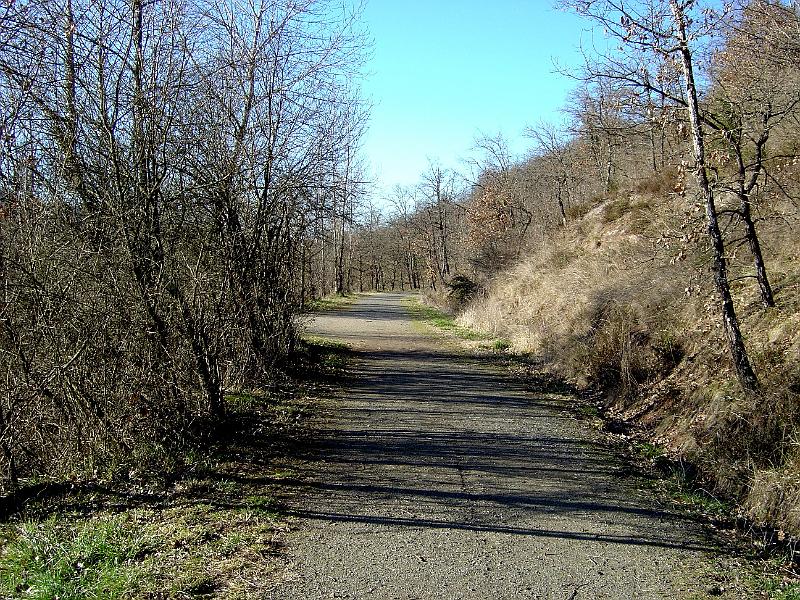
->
[280,343,715,555]
[285,507,711,552]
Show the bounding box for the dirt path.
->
[268,292,719,599]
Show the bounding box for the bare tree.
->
[526,121,575,227]
[705,0,800,307]
[0,0,368,489]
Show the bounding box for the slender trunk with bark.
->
[0,404,18,490]
[730,122,775,308]
[739,193,775,307]
[670,0,759,391]
[557,173,568,227]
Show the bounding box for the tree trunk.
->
[557,173,567,227]
[670,0,759,392]
[438,203,450,277]
[335,215,345,295]
[729,122,775,308]
[300,241,307,309]
[0,403,18,490]
[739,195,775,307]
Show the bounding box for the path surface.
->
[268,293,717,599]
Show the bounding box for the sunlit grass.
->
[0,516,149,600]
[304,294,357,313]
[405,297,489,341]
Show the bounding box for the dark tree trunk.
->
[300,242,307,309]
[557,173,568,227]
[0,404,18,490]
[739,196,775,307]
[727,119,775,309]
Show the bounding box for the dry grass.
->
[458,178,800,536]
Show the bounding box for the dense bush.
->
[0,0,365,489]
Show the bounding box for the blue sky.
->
[354,1,589,202]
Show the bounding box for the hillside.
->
[457,173,800,535]
[343,1,800,539]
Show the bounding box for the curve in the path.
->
[269,292,715,600]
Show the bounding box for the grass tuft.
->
[297,336,351,374]
[0,516,148,600]
[633,441,665,461]
[577,405,600,419]
[304,294,357,313]
[754,574,800,599]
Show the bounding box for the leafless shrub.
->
[0,0,367,490]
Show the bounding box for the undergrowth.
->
[0,337,350,598]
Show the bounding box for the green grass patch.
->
[268,468,296,480]
[304,294,356,313]
[492,339,512,351]
[136,502,283,597]
[633,441,665,460]
[300,336,349,352]
[0,515,150,599]
[405,297,488,341]
[243,495,279,517]
[756,577,800,599]
[734,556,800,600]
[667,479,731,517]
[629,441,729,520]
[478,339,515,353]
[225,391,269,408]
[0,486,291,598]
[297,336,350,373]
[629,440,731,518]
[578,405,600,419]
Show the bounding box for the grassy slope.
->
[458,177,800,537]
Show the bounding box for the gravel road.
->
[267,292,721,599]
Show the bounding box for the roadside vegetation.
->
[3,0,800,595]
[304,294,359,314]
[0,337,350,598]
[404,296,488,342]
[0,0,368,495]
[0,0,366,590]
